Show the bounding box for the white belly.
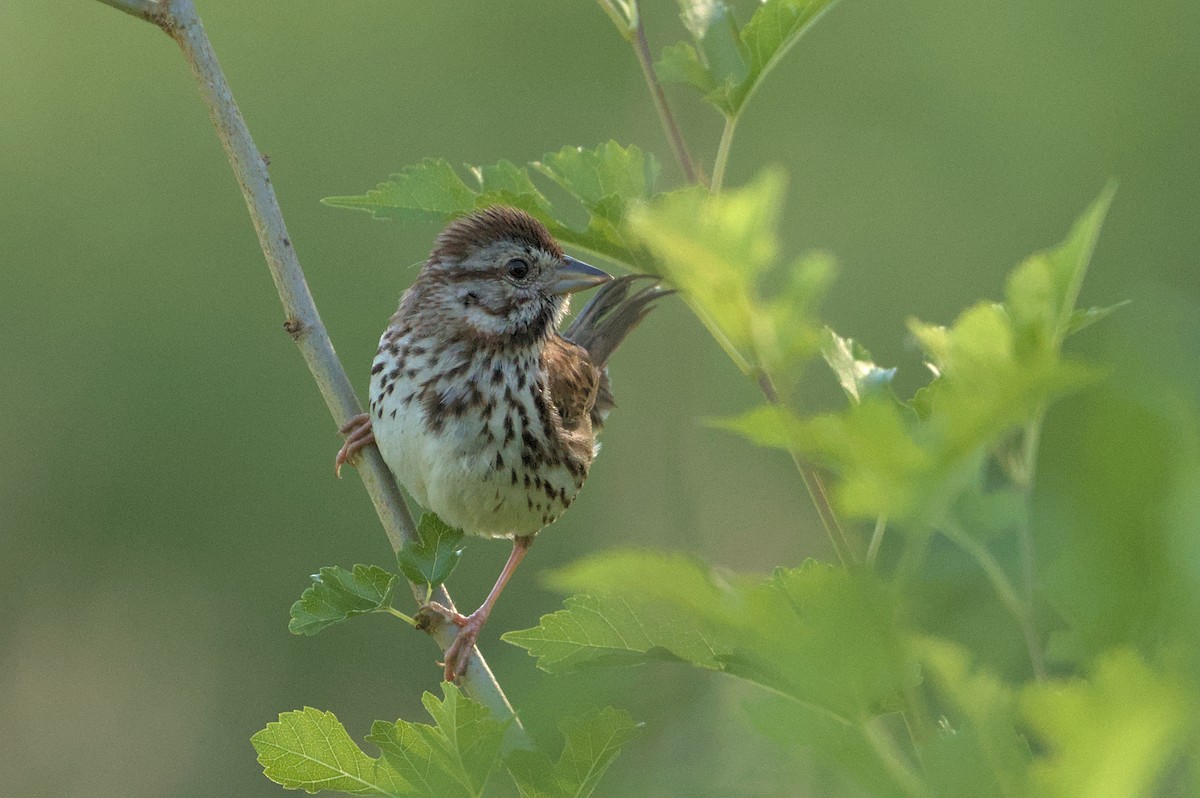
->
[368,338,582,538]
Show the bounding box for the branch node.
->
[283,318,306,340]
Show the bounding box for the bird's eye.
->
[506,258,530,281]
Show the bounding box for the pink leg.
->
[440,535,533,682]
[334,413,375,477]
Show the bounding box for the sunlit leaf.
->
[323,142,658,269]
[1021,649,1194,798]
[367,683,507,798]
[501,593,729,674]
[252,707,409,796]
[820,326,897,404]
[915,638,1032,797]
[289,565,398,636]
[506,707,641,798]
[396,513,464,590]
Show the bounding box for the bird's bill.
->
[549,256,612,295]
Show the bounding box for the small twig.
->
[710,115,738,194]
[94,0,162,24]
[629,17,703,185]
[866,515,888,567]
[96,0,523,730]
[942,522,1046,681]
[759,373,859,565]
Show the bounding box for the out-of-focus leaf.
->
[820,326,897,404]
[513,551,914,720]
[915,638,1032,798]
[366,683,507,798]
[289,565,398,636]
[323,142,658,268]
[657,0,838,117]
[506,707,641,798]
[1020,649,1194,798]
[629,171,827,378]
[252,707,409,796]
[396,513,464,590]
[1064,300,1130,338]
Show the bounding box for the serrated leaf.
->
[513,551,914,719]
[506,707,641,798]
[323,158,476,222]
[502,593,729,674]
[289,565,398,636]
[252,707,409,796]
[658,0,838,117]
[324,142,657,270]
[820,326,897,404]
[1020,649,1193,798]
[367,683,507,798]
[396,513,464,590]
[629,170,827,379]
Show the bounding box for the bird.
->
[334,205,670,681]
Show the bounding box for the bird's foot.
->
[334,413,375,477]
[439,609,489,683]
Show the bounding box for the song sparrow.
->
[335,206,669,681]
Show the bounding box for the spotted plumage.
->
[334,206,670,681]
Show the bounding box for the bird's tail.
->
[565,275,673,369]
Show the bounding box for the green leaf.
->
[501,593,729,674]
[252,707,409,796]
[396,513,464,590]
[657,0,838,117]
[1064,300,1130,337]
[1020,649,1194,798]
[629,171,827,379]
[289,565,398,636]
[513,551,915,720]
[323,158,476,222]
[324,142,658,269]
[820,326,897,404]
[915,638,1032,798]
[367,682,507,798]
[1005,184,1116,349]
[506,707,642,798]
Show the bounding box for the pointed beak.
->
[549,256,612,295]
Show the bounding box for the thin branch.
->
[942,523,1046,681]
[630,19,703,185]
[866,515,888,567]
[710,115,737,194]
[759,372,860,566]
[94,0,162,24]
[97,0,523,730]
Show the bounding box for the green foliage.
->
[506,707,642,798]
[289,565,400,636]
[1021,650,1194,797]
[253,689,640,798]
[628,172,833,382]
[658,0,839,118]
[367,683,507,798]
[252,707,410,796]
[323,141,659,267]
[396,513,464,593]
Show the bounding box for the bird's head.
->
[415,207,612,344]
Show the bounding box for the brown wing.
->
[541,335,601,434]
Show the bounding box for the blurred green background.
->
[2,1,1197,795]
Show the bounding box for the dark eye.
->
[506,258,530,280]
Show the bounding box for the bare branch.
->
[95,0,522,729]
[93,0,162,25]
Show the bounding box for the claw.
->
[334,413,375,477]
